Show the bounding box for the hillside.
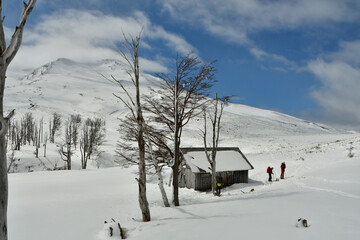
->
[5,58,345,171]
[4,59,360,240]
[6,58,339,137]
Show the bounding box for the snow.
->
[4,59,360,240]
[184,150,253,173]
[8,138,360,240]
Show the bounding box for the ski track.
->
[294,178,360,200]
[304,176,360,185]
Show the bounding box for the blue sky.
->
[3,0,360,129]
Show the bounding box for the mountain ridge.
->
[5,58,343,137]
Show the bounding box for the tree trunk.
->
[157,169,170,207]
[0,134,8,240]
[144,125,170,207]
[43,143,46,157]
[211,161,217,194]
[136,48,150,222]
[173,131,180,206]
[137,121,150,221]
[0,74,8,240]
[67,144,71,170]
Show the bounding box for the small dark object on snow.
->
[241,188,255,194]
[297,218,309,228]
[118,223,125,239]
[105,218,126,239]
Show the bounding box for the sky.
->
[3,0,360,130]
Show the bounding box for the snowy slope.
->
[6,58,342,135]
[5,58,344,171]
[8,134,360,240]
[4,58,360,240]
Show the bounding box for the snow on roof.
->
[181,148,253,173]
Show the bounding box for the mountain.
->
[6,58,341,132]
[4,58,345,171]
[5,59,360,240]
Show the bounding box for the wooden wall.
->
[180,168,249,191]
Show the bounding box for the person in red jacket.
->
[280,162,286,179]
[267,166,273,182]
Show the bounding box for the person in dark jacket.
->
[280,162,286,179]
[216,176,223,195]
[267,166,273,182]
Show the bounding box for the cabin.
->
[179,147,254,191]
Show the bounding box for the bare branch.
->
[3,0,37,66]
[111,75,136,108]
[0,4,6,54]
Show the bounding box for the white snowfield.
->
[5,59,360,240]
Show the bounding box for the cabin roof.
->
[180,147,254,173]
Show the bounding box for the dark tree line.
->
[9,113,43,151]
[49,112,61,143]
[9,112,61,152]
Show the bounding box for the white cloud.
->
[139,57,168,73]
[158,0,360,43]
[10,9,195,71]
[327,40,360,66]
[145,23,196,56]
[250,48,267,60]
[308,57,360,127]
[158,0,360,72]
[249,47,297,71]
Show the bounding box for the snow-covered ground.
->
[8,133,360,240]
[5,59,360,239]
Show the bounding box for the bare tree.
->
[80,123,89,169]
[202,94,230,195]
[9,120,21,151]
[22,112,34,145]
[112,33,151,221]
[116,114,171,207]
[49,112,61,143]
[0,1,37,239]
[145,53,217,206]
[34,122,41,158]
[70,114,81,149]
[59,119,73,170]
[79,117,105,169]
[39,117,43,143]
[43,132,48,157]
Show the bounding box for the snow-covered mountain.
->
[4,58,346,171]
[6,57,341,136]
[5,58,360,240]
